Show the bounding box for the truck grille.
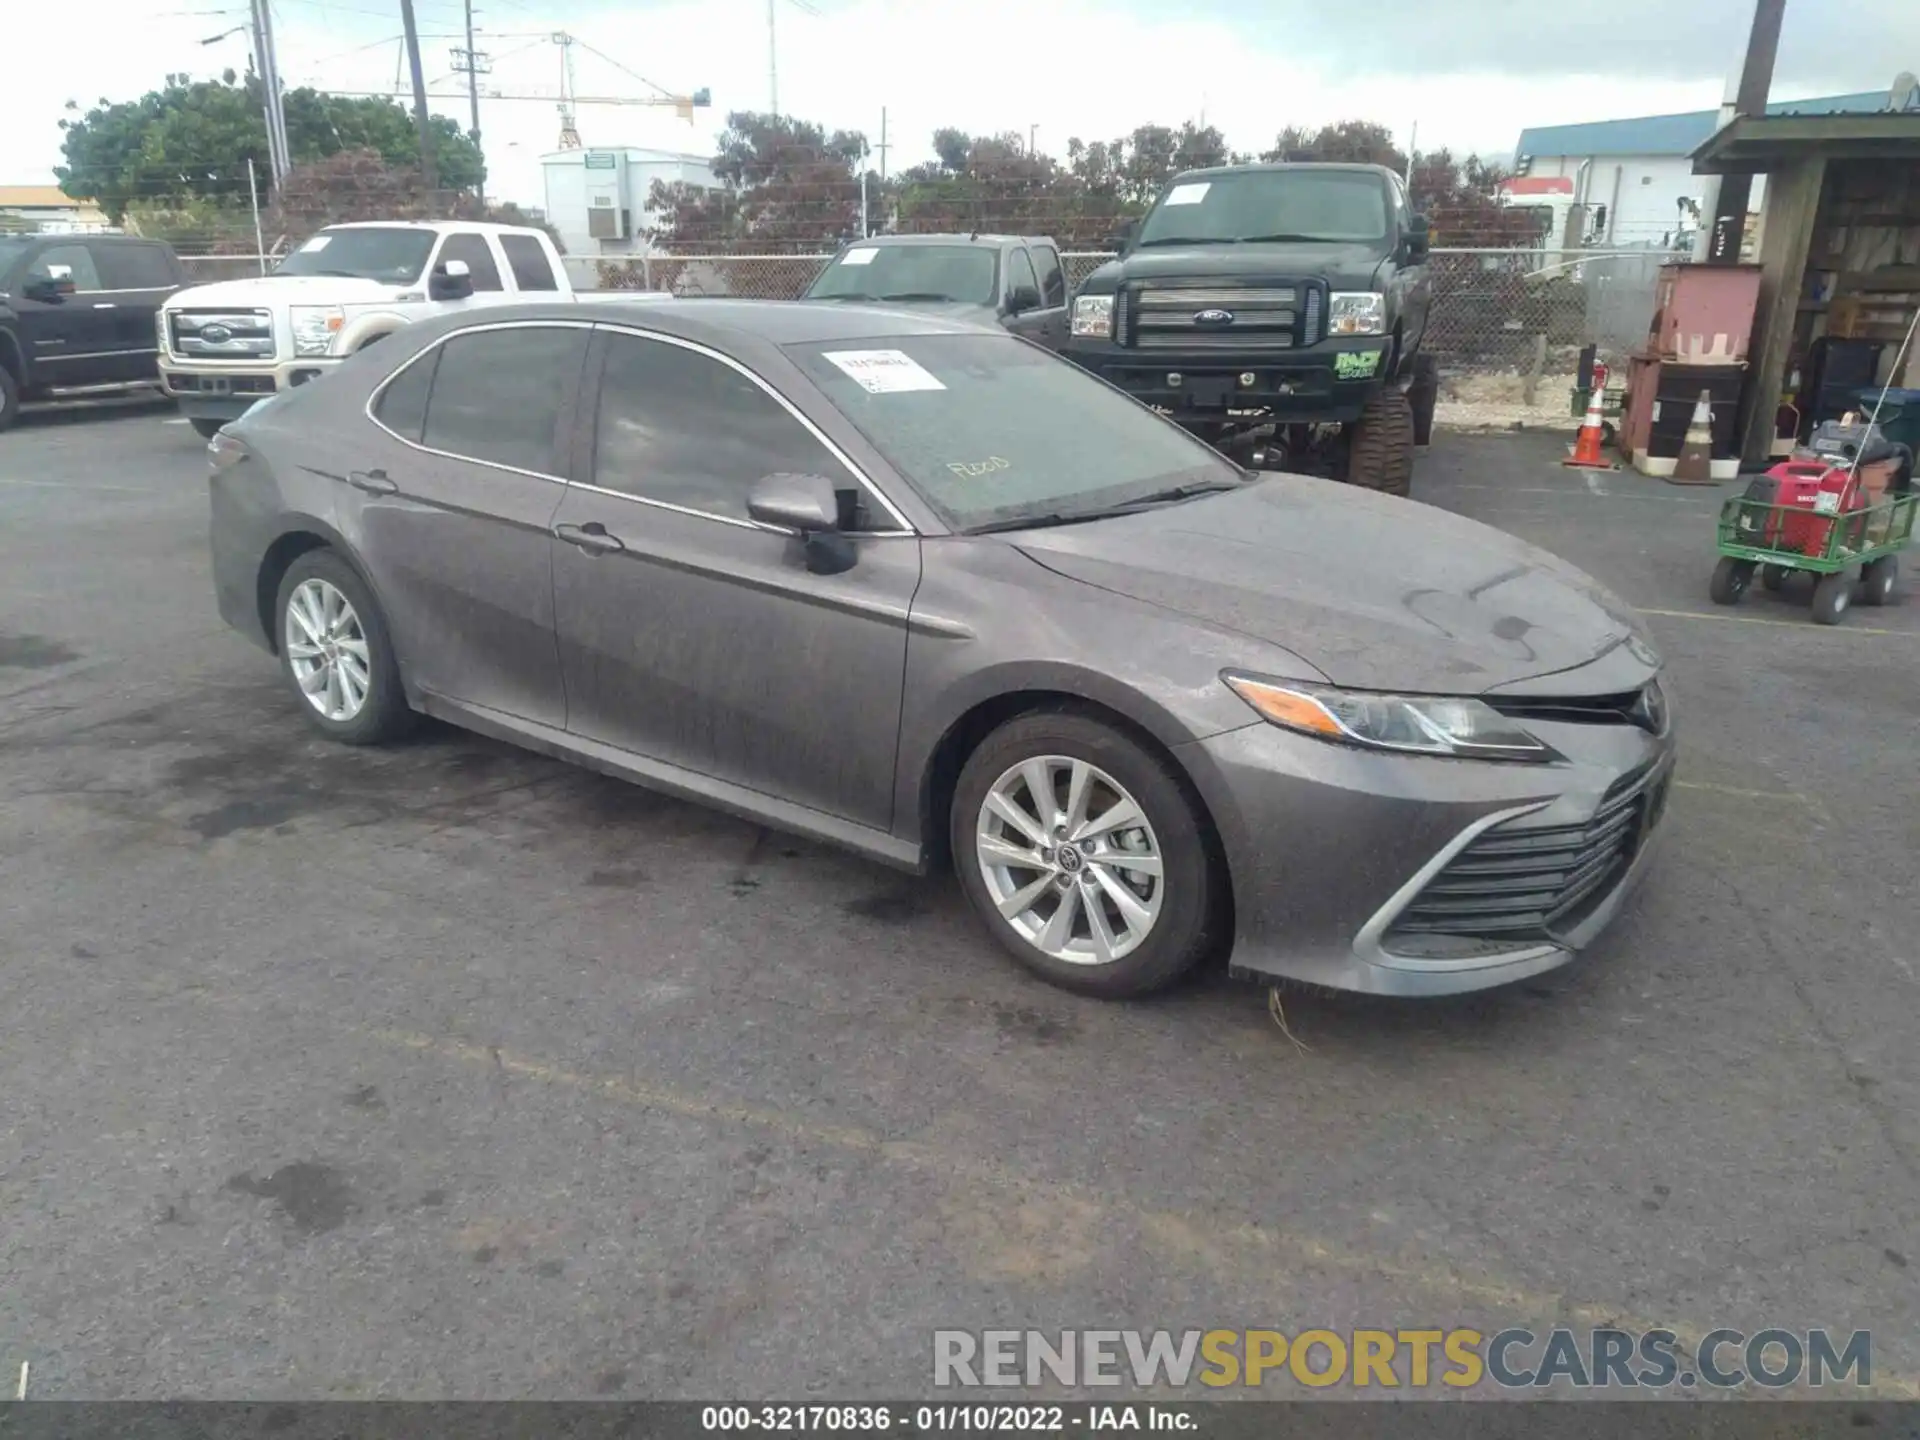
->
[1117,279,1319,351]
[1386,764,1670,945]
[169,309,275,360]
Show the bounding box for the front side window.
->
[1007,248,1040,301]
[592,331,854,522]
[275,227,436,284]
[1032,245,1065,306]
[786,332,1238,532]
[1135,170,1391,246]
[27,244,102,291]
[437,233,503,291]
[804,245,998,307]
[419,325,586,474]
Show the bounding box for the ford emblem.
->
[200,324,233,345]
[1193,308,1234,327]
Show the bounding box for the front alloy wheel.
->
[285,577,372,723]
[976,755,1165,966]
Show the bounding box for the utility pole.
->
[767,0,778,116]
[451,0,490,205]
[399,0,438,193]
[248,0,291,185]
[1696,0,1785,264]
[878,106,888,181]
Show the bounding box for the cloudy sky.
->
[9,0,1917,210]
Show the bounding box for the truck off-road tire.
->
[1406,353,1439,447]
[1343,387,1416,496]
[951,709,1224,1000]
[0,363,20,434]
[190,418,224,440]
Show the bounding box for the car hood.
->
[1011,476,1658,694]
[165,275,408,308]
[1082,241,1392,291]
[801,296,999,323]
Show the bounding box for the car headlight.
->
[1223,674,1557,761]
[1071,294,1114,338]
[156,309,169,353]
[291,305,345,357]
[1328,291,1387,336]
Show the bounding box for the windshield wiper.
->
[876,291,964,302]
[1131,237,1236,248]
[1235,233,1349,244]
[1107,478,1247,512]
[966,511,1119,535]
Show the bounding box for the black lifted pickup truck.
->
[0,233,189,431]
[1063,163,1435,495]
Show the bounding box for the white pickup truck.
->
[158,220,577,436]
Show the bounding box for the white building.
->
[1511,89,1894,249]
[540,147,717,258]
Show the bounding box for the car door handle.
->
[553,521,625,555]
[348,469,398,495]
[93,302,118,310]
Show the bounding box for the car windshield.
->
[272,227,436,283]
[804,245,998,307]
[1135,170,1390,246]
[786,332,1244,532]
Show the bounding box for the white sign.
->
[1163,182,1211,206]
[839,247,879,265]
[822,349,947,394]
[297,235,333,252]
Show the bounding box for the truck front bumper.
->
[1064,336,1394,425]
[159,357,339,420]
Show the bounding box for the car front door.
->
[1023,244,1071,352]
[1001,247,1060,348]
[430,231,513,309]
[547,324,922,831]
[88,241,179,382]
[11,244,119,388]
[346,320,588,729]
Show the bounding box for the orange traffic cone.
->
[1670,389,1716,484]
[1564,364,1614,470]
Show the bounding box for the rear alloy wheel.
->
[952,712,1220,999]
[1859,556,1897,606]
[1406,353,1439,448]
[1810,571,1853,626]
[1343,386,1416,496]
[274,549,414,744]
[190,417,225,439]
[1709,556,1754,605]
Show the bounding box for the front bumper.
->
[160,357,338,420]
[1179,714,1676,997]
[1064,335,1392,425]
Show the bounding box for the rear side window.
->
[1030,246,1064,306]
[437,233,503,291]
[372,348,439,444]
[501,233,559,291]
[93,243,177,291]
[420,325,586,474]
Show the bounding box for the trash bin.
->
[1857,387,1920,451]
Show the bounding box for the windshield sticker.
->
[947,456,1011,479]
[297,235,333,252]
[839,247,879,265]
[1163,182,1211,206]
[822,349,947,394]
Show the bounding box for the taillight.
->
[207,429,249,475]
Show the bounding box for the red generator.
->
[1731,458,1867,557]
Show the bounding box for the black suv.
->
[0,234,189,431]
[1063,163,1435,495]
[801,233,1070,353]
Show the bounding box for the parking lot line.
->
[1672,780,1811,805]
[1639,606,1915,637]
[363,1022,1919,1397]
[0,476,153,494]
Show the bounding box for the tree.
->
[647,111,871,252]
[55,72,484,223]
[894,130,1068,237]
[263,148,563,250]
[1260,120,1403,168]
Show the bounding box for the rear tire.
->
[1810,571,1853,625]
[190,417,224,439]
[1759,563,1789,592]
[0,363,20,433]
[1406,353,1439,448]
[1709,556,1754,605]
[950,710,1221,1000]
[1859,556,1897,606]
[273,549,415,744]
[1343,387,1416,496]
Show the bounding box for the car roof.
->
[436,297,1004,347]
[1170,161,1396,182]
[320,220,543,235]
[836,233,1053,248]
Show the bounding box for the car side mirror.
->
[1107,219,1137,251]
[430,258,473,299]
[1006,282,1041,315]
[23,264,76,302]
[748,472,856,573]
[1405,215,1431,262]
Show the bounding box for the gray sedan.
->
[207,299,1675,1000]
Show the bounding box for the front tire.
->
[951,710,1221,999]
[1709,557,1754,605]
[1343,386,1415,496]
[0,364,20,433]
[1810,571,1853,625]
[1860,556,1897,606]
[190,417,224,439]
[1406,353,1439,448]
[273,549,414,744]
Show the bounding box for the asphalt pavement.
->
[1,404,1916,1400]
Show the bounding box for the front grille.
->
[1115,279,1314,351]
[1487,680,1668,736]
[169,308,275,360]
[1386,764,1670,945]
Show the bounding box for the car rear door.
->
[546,323,921,831]
[346,320,589,729]
[88,241,179,382]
